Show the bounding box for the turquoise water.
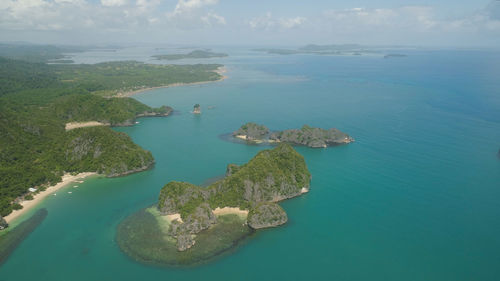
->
[1,48,500,280]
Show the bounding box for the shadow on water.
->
[0,209,48,266]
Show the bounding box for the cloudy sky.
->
[1,0,499,46]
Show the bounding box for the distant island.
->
[152,50,228,61]
[117,144,311,265]
[232,123,354,148]
[254,44,376,56]
[254,44,408,58]
[384,54,407,59]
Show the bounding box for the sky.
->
[0,0,499,47]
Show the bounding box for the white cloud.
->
[0,0,225,32]
[279,16,306,29]
[101,0,127,7]
[249,12,306,30]
[322,5,500,34]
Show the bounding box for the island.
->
[152,50,228,61]
[232,123,354,148]
[193,104,201,114]
[254,44,377,56]
[384,54,407,59]
[117,144,311,265]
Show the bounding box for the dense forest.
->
[0,53,223,217]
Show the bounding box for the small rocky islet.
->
[116,144,311,266]
[232,122,354,148]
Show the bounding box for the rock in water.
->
[193,104,201,114]
[248,203,288,229]
[0,216,7,230]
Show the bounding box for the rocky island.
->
[232,123,354,148]
[117,144,311,266]
[193,104,201,114]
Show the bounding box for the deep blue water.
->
[1,48,499,280]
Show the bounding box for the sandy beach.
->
[212,207,249,217]
[4,172,97,223]
[115,66,228,98]
[65,121,109,131]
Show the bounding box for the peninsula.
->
[153,50,228,61]
[117,144,311,265]
[0,52,224,222]
[232,123,354,148]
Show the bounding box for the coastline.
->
[4,172,97,224]
[115,66,228,98]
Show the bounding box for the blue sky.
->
[0,0,499,46]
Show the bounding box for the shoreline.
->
[65,121,109,131]
[115,66,228,98]
[4,172,97,224]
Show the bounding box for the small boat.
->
[68,191,72,194]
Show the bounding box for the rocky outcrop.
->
[156,144,311,251]
[233,123,353,148]
[233,123,270,140]
[270,125,354,148]
[0,216,8,230]
[114,106,173,126]
[225,164,240,177]
[248,203,287,229]
[193,104,201,114]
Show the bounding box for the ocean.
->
[1,47,499,280]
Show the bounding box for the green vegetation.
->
[158,144,310,217]
[0,44,86,63]
[153,50,228,61]
[0,53,223,217]
[232,123,354,148]
[233,122,269,140]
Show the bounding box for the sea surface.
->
[1,47,500,280]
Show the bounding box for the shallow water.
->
[1,48,500,280]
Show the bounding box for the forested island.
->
[152,50,228,61]
[0,51,224,218]
[117,144,311,265]
[232,123,354,148]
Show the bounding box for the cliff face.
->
[65,127,155,177]
[0,216,7,230]
[157,144,311,251]
[270,125,354,148]
[233,123,270,140]
[247,203,287,229]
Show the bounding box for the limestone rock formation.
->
[0,216,8,230]
[156,144,311,251]
[248,203,288,229]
